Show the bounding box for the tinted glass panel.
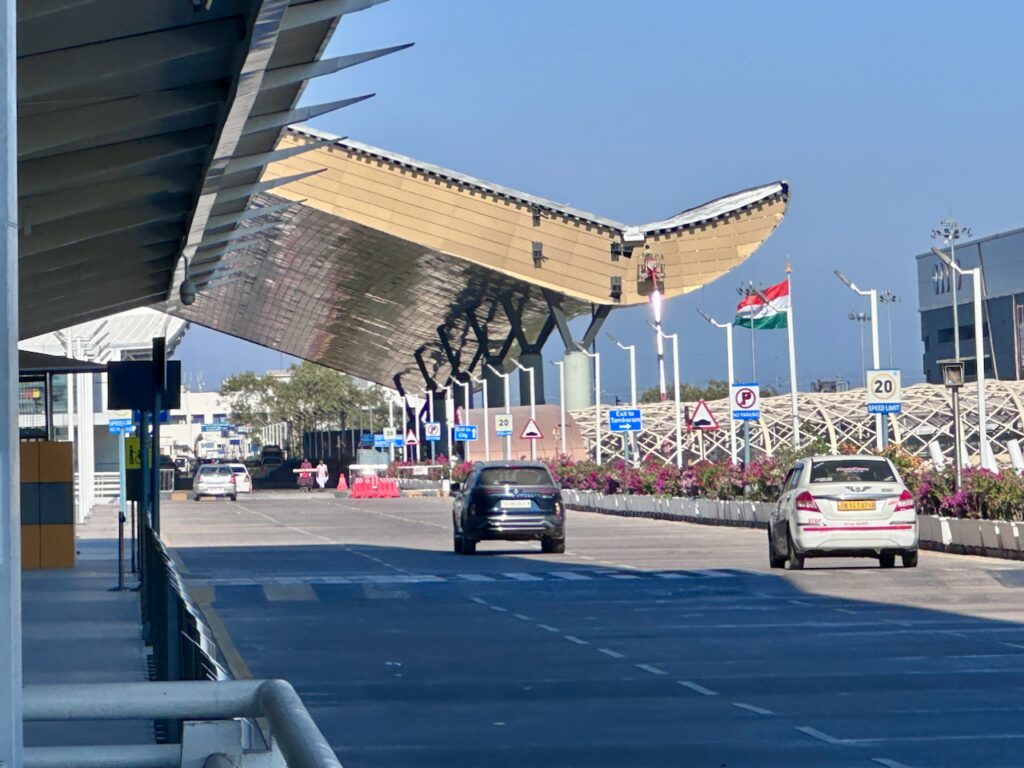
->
[478,467,554,487]
[809,459,896,484]
[198,466,232,477]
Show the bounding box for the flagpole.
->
[786,261,801,448]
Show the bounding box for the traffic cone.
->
[336,472,348,492]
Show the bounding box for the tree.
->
[220,371,277,429]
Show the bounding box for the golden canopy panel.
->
[170,126,788,387]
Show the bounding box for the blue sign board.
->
[200,424,222,432]
[868,402,902,415]
[730,383,761,422]
[229,438,241,446]
[359,432,374,448]
[392,437,404,448]
[608,408,643,433]
[108,418,135,435]
[373,434,388,448]
[454,424,479,442]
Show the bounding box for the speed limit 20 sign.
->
[866,369,902,414]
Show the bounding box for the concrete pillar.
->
[564,349,594,411]
[518,351,545,406]
[431,391,450,458]
[484,361,506,408]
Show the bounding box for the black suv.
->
[451,461,565,555]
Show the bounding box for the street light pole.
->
[575,348,602,464]
[932,246,991,469]
[486,364,511,460]
[653,326,683,468]
[932,218,971,362]
[470,374,490,461]
[697,310,738,465]
[460,379,471,463]
[879,290,899,368]
[551,360,567,456]
[836,271,885,449]
[609,334,638,466]
[511,360,537,460]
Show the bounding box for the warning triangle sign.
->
[687,399,720,431]
[404,428,420,446]
[520,417,544,440]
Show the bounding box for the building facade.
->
[917,226,1024,384]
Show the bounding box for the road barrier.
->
[349,476,400,499]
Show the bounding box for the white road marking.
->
[872,759,915,768]
[551,572,591,580]
[789,599,811,606]
[470,597,488,605]
[504,572,543,581]
[490,606,507,612]
[564,635,589,645]
[636,663,667,675]
[795,726,854,745]
[609,574,641,580]
[1001,642,1024,650]
[512,613,532,621]
[732,702,774,716]
[677,680,717,696]
[834,608,859,615]
[598,648,625,659]
[655,572,689,579]
[459,574,495,582]
[694,570,732,578]
[537,624,559,633]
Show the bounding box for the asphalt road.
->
[162,493,1024,768]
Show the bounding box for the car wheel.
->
[193,495,201,502]
[902,549,919,568]
[787,533,805,570]
[768,531,786,569]
[462,537,476,555]
[453,533,463,554]
[879,553,896,568]
[230,495,237,502]
[541,537,565,554]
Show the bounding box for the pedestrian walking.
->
[298,457,314,492]
[316,459,329,492]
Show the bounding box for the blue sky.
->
[177,0,1024,401]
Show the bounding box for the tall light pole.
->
[879,290,899,368]
[511,359,537,460]
[932,246,991,469]
[848,312,871,386]
[608,334,638,466]
[836,271,885,449]
[932,218,971,361]
[486,364,511,460]
[697,309,738,465]
[551,360,566,456]
[387,396,395,463]
[459,378,472,463]
[575,347,602,464]
[652,325,682,468]
[470,373,490,460]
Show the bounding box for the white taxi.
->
[768,455,918,570]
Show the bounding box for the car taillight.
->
[795,491,819,512]
[895,489,914,512]
[229,475,236,485]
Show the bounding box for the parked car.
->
[227,463,253,494]
[450,461,565,555]
[192,464,237,502]
[769,454,918,570]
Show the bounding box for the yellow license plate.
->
[838,500,876,511]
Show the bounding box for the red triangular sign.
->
[520,417,544,440]
[404,428,420,446]
[687,400,720,431]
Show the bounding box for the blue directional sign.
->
[359,432,374,448]
[373,434,388,448]
[454,424,479,442]
[200,423,221,433]
[608,408,643,433]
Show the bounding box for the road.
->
[162,493,1024,768]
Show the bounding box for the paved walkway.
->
[23,505,153,747]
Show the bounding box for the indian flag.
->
[734,278,790,329]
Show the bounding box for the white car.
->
[227,463,253,494]
[193,465,237,502]
[768,454,918,570]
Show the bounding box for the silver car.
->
[192,464,237,502]
[768,454,918,570]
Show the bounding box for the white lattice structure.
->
[571,381,1024,466]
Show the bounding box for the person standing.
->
[315,459,329,492]
[298,457,313,492]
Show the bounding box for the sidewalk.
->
[22,505,153,747]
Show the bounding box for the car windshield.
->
[478,467,554,487]
[199,466,232,477]
[809,459,897,484]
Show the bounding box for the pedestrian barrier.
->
[349,476,400,499]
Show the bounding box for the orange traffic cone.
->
[336,472,349,492]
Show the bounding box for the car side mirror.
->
[449,481,461,496]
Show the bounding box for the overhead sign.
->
[424,422,442,442]
[454,424,478,442]
[125,436,141,470]
[495,413,513,437]
[608,408,642,433]
[520,418,544,440]
[867,369,902,414]
[404,429,419,446]
[731,383,761,421]
[687,400,720,431]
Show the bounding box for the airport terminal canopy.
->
[168,126,790,388]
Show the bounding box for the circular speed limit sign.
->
[866,369,902,414]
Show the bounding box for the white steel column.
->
[471,374,490,461]
[512,360,536,461]
[0,0,22,762]
[552,360,566,457]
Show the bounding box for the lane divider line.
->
[677,680,718,696]
[731,702,774,716]
[504,572,543,581]
[490,606,507,613]
[636,663,667,676]
[537,624,559,632]
[795,726,853,746]
[871,759,915,768]
[598,648,625,659]
[512,613,532,621]
[564,635,589,646]
[470,597,488,605]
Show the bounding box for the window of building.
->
[191,415,205,425]
[170,415,186,425]
[213,413,228,424]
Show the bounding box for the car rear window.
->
[228,465,247,473]
[478,467,554,487]
[809,459,896,484]
[198,466,232,477]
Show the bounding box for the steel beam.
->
[222,141,333,177]
[280,0,389,31]
[260,44,413,91]
[204,200,299,232]
[242,96,373,135]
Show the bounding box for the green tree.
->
[220,371,277,430]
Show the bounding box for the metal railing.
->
[23,679,342,768]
